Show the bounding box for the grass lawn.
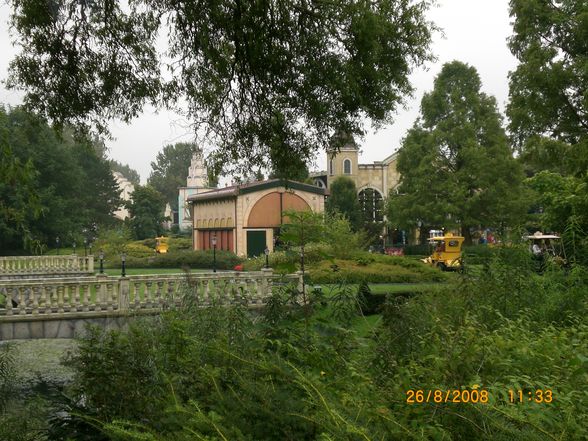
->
[102,268,208,276]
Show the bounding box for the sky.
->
[0,0,518,184]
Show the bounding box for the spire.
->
[187,147,208,187]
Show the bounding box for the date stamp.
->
[406,388,554,404]
[406,389,489,404]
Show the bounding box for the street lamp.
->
[89,243,93,256]
[211,234,217,273]
[264,247,270,268]
[121,253,126,277]
[84,238,88,256]
[72,241,77,255]
[99,250,104,274]
[56,236,60,255]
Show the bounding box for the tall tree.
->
[148,142,197,211]
[507,0,588,175]
[127,186,166,240]
[109,160,141,186]
[325,177,363,232]
[0,107,120,250]
[7,0,434,172]
[387,61,528,243]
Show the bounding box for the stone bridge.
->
[0,257,301,340]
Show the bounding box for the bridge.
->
[0,256,302,340]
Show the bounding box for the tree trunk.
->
[461,225,473,245]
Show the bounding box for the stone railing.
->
[0,255,95,279]
[0,270,301,319]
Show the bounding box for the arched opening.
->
[358,188,384,222]
[343,158,352,174]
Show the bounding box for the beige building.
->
[188,180,326,257]
[312,137,401,222]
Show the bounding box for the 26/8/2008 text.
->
[406,389,488,404]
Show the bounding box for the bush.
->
[106,249,243,270]
[308,257,448,284]
[243,243,330,272]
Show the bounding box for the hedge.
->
[104,250,243,270]
[308,258,448,284]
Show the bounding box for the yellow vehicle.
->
[422,232,465,271]
[155,236,169,254]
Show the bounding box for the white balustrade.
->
[0,271,301,319]
[0,255,94,277]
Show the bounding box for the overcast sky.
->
[0,0,518,183]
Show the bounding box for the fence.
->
[0,255,94,278]
[0,270,301,319]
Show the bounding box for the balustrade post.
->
[88,255,94,273]
[296,270,305,298]
[118,276,130,312]
[261,267,273,298]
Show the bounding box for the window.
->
[358,188,383,222]
[329,159,334,175]
[343,159,352,174]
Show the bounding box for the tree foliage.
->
[325,177,363,231]
[387,61,528,242]
[109,160,141,186]
[127,185,166,240]
[7,0,434,172]
[507,0,588,175]
[0,106,120,252]
[147,142,197,210]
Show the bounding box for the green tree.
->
[508,0,588,175]
[1,107,120,251]
[148,143,197,211]
[388,61,528,243]
[127,185,166,240]
[325,177,363,231]
[7,0,434,172]
[109,160,141,186]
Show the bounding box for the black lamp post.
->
[73,241,77,255]
[56,236,60,255]
[211,234,217,273]
[264,247,270,268]
[121,253,126,277]
[99,250,104,274]
[84,238,88,256]
[89,243,93,256]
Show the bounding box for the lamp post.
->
[89,243,93,256]
[99,250,104,274]
[121,253,126,277]
[56,236,60,255]
[264,247,270,269]
[211,234,217,273]
[72,241,76,255]
[84,238,88,256]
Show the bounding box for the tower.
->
[326,133,359,188]
[186,148,208,187]
[178,147,211,231]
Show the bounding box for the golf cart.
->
[524,231,567,269]
[422,232,465,271]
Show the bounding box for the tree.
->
[109,160,141,186]
[325,177,363,231]
[148,143,197,211]
[127,185,166,240]
[7,0,434,172]
[0,106,121,251]
[387,61,528,244]
[507,0,588,175]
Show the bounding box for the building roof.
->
[188,179,328,203]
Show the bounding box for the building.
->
[112,171,135,220]
[178,148,214,231]
[188,180,327,257]
[312,136,401,224]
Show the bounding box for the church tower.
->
[178,146,211,231]
[326,133,359,188]
[186,148,208,187]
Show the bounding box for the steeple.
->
[187,148,208,187]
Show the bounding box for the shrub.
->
[107,249,243,270]
[308,258,448,284]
